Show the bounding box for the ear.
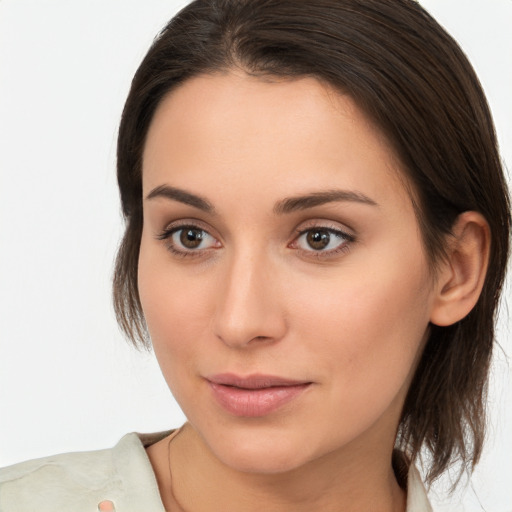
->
[430,211,490,327]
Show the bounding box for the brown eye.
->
[294,227,353,255]
[162,225,219,253]
[306,230,331,250]
[179,228,205,249]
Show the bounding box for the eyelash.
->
[156,222,355,260]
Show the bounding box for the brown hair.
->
[113,0,510,484]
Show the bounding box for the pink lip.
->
[206,373,312,417]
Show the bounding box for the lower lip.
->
[208,382,311,417]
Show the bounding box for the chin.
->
[197,421,320,475]
[219,443,309,475]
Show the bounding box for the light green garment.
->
[0,431,432,511]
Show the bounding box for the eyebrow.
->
[273,189,378,214]
[145,184,378,215]
[146,185,215,213]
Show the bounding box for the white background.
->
[0,1,510,511]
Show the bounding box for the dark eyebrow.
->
[274,189,378,214]
[145,185,215,213]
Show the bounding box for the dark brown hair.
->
[113,0,510,484]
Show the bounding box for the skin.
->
[138,71,472,511]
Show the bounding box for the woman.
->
[1,0,510,511]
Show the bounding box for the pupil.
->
[180,229,203,248]
[307,230,330,250]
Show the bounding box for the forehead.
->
[142,71,411,212]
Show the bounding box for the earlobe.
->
[430,211,490,327]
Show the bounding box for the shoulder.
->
[0,432,170,512]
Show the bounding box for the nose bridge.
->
[213,245,286,347]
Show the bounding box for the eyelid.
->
[157,218,219,239]
[292,219,355,238]
[160,217,199,230]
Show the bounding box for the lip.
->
[206,373,312,417]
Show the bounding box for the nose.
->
[212,249,287,348]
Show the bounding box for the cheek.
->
[291,258,432,412]
[138,270,212,417]
[137,241,215,379]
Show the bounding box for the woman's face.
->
[139,72,437,473]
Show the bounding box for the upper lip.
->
[206,373,311,389]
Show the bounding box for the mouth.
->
[206,373,312,417]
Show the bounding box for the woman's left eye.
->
[293,227,354,255]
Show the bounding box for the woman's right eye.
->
[157,225,220,256]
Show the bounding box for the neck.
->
[148,422,406,512]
